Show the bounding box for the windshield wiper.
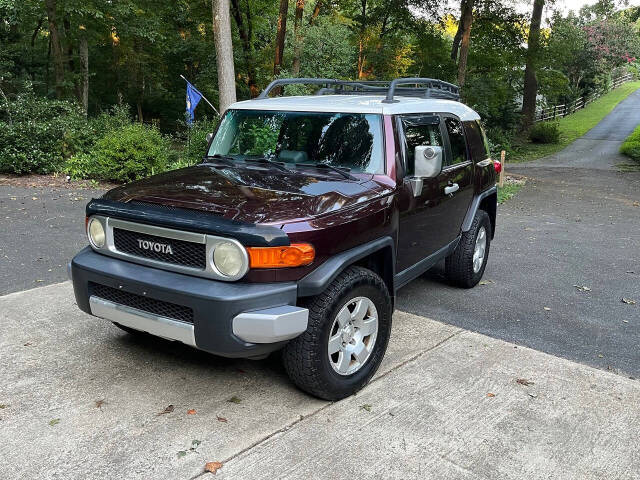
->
[243,156,291,173]
[296,163,356,180]
[202,154,236,167]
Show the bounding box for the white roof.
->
[229,95,481,121]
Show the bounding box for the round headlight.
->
[88,218,105,248]
[213,242,245,277]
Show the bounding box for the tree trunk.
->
[521,0,545,131]
[291,0,305,76]
[230,0,258,97]
[309,0,322,25]
[450,0,465,61]
[357,0,367,79]
[274,0,289,76]
[78,26,89,116]
[456,0,474,87]
[44,0,65,98]
[212,0,237,112]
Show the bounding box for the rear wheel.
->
[282,266,392,400]
[445,209,491,288]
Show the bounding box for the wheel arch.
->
[461,186,497,239]
[297,237,395,304]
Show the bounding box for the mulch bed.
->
[0,174,117,190]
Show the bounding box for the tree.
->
[274,0,289,76]
[521,0,545,130]
[230,0,259,97]
[212,0,237,111]
[453,0,474,87]
[44,0,66,98]
[292,0,305,76]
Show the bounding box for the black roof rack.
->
[256,77,460,102]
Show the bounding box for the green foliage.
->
[529,122,561,144]
[66,123,170,182]
[620,125,640,161]
[0,95,85,174]
[175,117,220,168]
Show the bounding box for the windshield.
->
[207,109,385,174]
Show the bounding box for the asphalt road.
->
[1,88,639,378]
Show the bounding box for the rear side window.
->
[463,120,490,161]
[443,117,467,165]
[400,116,442,175]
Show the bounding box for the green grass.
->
[511,81,640,163]
[620,124,640,161]
[497,182,523,204]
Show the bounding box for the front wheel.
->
[282,266,392,400]
[445,209,491,288]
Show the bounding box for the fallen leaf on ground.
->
[49,418,60,426]
[205,462,223,474]
[543,307,551,311]
[573,285,591,292]
[157,404,175,415]
[623,320,629,323]
[187,409,196,415]
[528,393,538,398]
[216,416,228,423]
[0,404,8,409]
[486,393,496,398]
[479,279,493,285]
[597,354,604,358]
[23,342,32,346]
[95,399,106,409]
[621,298,636,305]
[359,404,372,412]
[177,451,187,458]
[192,439,201,448]
[516,378,534,386]
[227,396,242,404]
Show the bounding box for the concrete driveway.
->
[1,282,639,479]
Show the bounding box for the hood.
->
[103,164,390,225]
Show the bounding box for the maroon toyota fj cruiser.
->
[70,78,498,400]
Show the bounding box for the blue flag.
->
[186,82,202,125]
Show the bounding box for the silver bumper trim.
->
[89,296,196,347]
[233,305,309,343]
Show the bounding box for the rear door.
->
[395,114,474,273]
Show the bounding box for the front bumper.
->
[71,247,308,358]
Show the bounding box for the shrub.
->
[0,96,132,175]
[529,122,560,144]
[66,123,170,182]
[0,95,85,174]
[620,125,640,161]
[179,117,219,165]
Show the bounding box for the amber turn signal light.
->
[246,243,315,268]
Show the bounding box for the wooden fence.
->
[534,73,634,123]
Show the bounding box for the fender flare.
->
[297,236,395,298]
[461,186,497,232]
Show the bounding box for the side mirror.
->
[408,145,443,197]
[414,145,443,178]
[206,132,213,143]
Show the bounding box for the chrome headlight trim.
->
[87,217,106,249]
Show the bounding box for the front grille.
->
[90,283,194,323]
[113,228,206,269]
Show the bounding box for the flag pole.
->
[180,75,220,116]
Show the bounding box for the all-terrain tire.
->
[445,209,491,288]
[282,266,392,400]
